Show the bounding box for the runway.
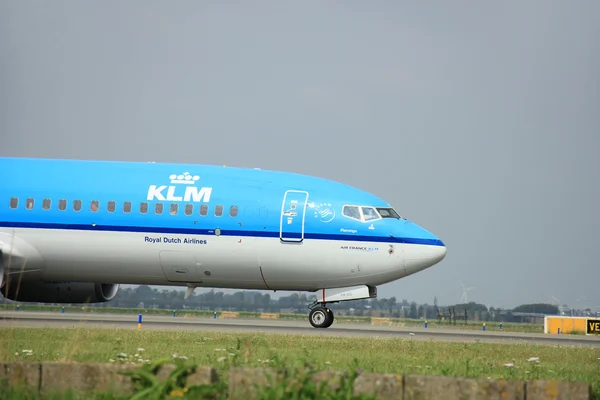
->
[2,311,599,347]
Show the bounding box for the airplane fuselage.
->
[0,157,446,327]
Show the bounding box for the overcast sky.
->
[1,1,599,310]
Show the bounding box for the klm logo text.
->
[147,185,212,202]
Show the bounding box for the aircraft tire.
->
[309,306,334,328]
[325,308,334,327]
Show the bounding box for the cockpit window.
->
[361,207,380,221]
[377,207,402,219]
[342,205,361,220]
[343,205,404,222]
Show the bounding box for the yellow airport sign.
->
[544,316,600,335]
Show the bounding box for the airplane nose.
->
[401,222,447,274]
[403,242,447,275]
[429,243,447,265]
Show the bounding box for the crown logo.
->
[169,172,200,185]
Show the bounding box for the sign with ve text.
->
[587,319,600,335]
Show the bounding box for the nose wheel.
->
[309,305,334,328]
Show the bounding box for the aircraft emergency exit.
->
[0,157,446,328]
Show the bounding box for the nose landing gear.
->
[308,303,334,328]
[306,285,376,328]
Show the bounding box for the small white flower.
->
[504,363,514,367]
[137,348,145,352]
[109,359,115,363]
[527,357,539,362]
[217,357,226,362]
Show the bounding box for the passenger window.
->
[169,203,178,215]
[10,197,18,209]
[140,202,148,214]
[214,205,223,217]
[342,205,361,220]
[74,200,82,211]
[123,202,131,213]
[58,199,67,211]
[42,198,51,210]
[155,203,163,214]
[90,200,99,212]
[200,204,208,216]
[26,198,34,210]
[361,207,380,221]
[184,204,193,216]
[107,201,116,213]
[230,205,238,217]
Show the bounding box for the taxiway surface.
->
[1,311,599,347]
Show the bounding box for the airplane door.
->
[159,251,203,282]
[279,190,309,243]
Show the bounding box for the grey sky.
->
[1,1,599,310]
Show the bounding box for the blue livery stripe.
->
[0,221,445,247]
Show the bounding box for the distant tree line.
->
[5,285,559,323]
[512,303,560,314]
[2,285,566,322]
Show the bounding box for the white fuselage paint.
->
[1,228,440,291]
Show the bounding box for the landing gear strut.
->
[306,285,376,328]
[308,302,334,328]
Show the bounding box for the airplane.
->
[0,157,446,328]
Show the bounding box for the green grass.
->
[0,303,544,333]
[2,327,599,395]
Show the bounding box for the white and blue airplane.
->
[0,157,446,328]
